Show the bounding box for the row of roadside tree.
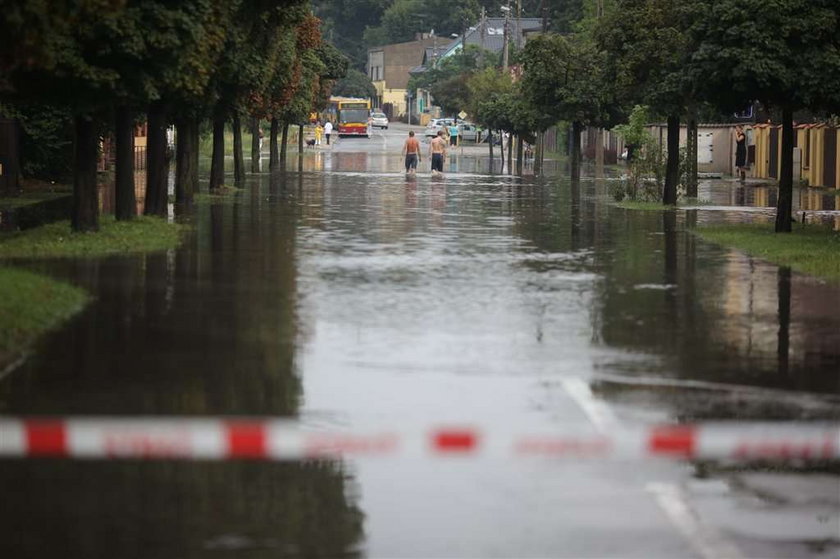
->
[429,0,839,233]
[0,0,348,232]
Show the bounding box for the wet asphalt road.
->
[0,121,838,558]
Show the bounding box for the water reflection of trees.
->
[593,207,840,403]
[0,172,364,557]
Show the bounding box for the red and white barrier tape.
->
[0,418,837,462]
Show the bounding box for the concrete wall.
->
[646,124,742,176]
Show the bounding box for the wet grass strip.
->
[615,201,676,211]
[0,267,88,366]
[0,192,71,209]
[0,216,185,259]
[695,224,840,283]
[193,185,244,204]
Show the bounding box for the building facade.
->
[367,36,447,119]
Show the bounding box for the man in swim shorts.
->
[429,130,447,174]
[402,130,421,173]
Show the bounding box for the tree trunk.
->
[270,118,279,170]
[72,115,99,232]
[232,113,245,185]
[516,135,523,175]
[663,114,680,206]
[534,131,543,176]
[144,101,169,216]
[298,124,304,158]
[686,109,698,198]
[250,118,261,173]
[280,121,289,166]
[507,134,514,174]
[175,115,199,202]
[114,105,136,221]
[571,121,582,180]
[775,107,794,233]
[208,112,225,192]
[488,130,494,171]
[499,131,505,171]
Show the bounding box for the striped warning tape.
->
[0,418,837,462]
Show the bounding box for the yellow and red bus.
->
[328,97,371,138]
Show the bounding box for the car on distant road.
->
[425,118,455,137]
[457,122,478,142]
[370,112,389,129]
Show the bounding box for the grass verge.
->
[615,200,675,211]
[194,185,244,203]
[0,266,88,366]
[0,215,185,259]
[694,223,840,283]
[0,192,71,209]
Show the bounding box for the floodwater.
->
[1,136,839,557]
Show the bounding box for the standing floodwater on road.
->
[1,124,838,558]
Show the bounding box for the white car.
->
[370,112,389,129]
[425,118,455,137]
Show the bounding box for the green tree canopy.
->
[687,0,840,230]
[364,0,480,46]
[332,69,377,99]
[520,32,607,131]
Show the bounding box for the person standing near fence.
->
[734,125,747,183]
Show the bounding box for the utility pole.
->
[516,0,522,49]
[540,0,547,33]
[502,1,511,71]
[479,6,487,61]
[431,29,437,68]
[594,0,605,176]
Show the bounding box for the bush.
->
[614,105,665,202]
[0,102,74,183]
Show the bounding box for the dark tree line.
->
[0,0,347,232]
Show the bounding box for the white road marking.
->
[647,482,745,559]
[560,380,746,557]
[560,377,619,433]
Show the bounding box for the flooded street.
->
[1,124,838,558]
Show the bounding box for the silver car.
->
[457,122,478,142]
[425,118,455,137]
[370,112,389,129]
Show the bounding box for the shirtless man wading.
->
[402,130,421,174]
[429,130,447,175]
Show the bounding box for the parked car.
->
[457,122,478,142]
[425,118,455,137]
[370,112,389,129]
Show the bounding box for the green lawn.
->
[0,216,185,259]
[695,223,840,283]
[0,192,71,209]
[615,200,676,211]
[0,266,88,366]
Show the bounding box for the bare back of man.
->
[429,131,447,174]
[403,131,421,174]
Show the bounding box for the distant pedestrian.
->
[315,122,323,146]
[324,120,333,145]
[429,130,447,175]
[735,125,747,183]
[402,130,421,174]
[449,123,458,146]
